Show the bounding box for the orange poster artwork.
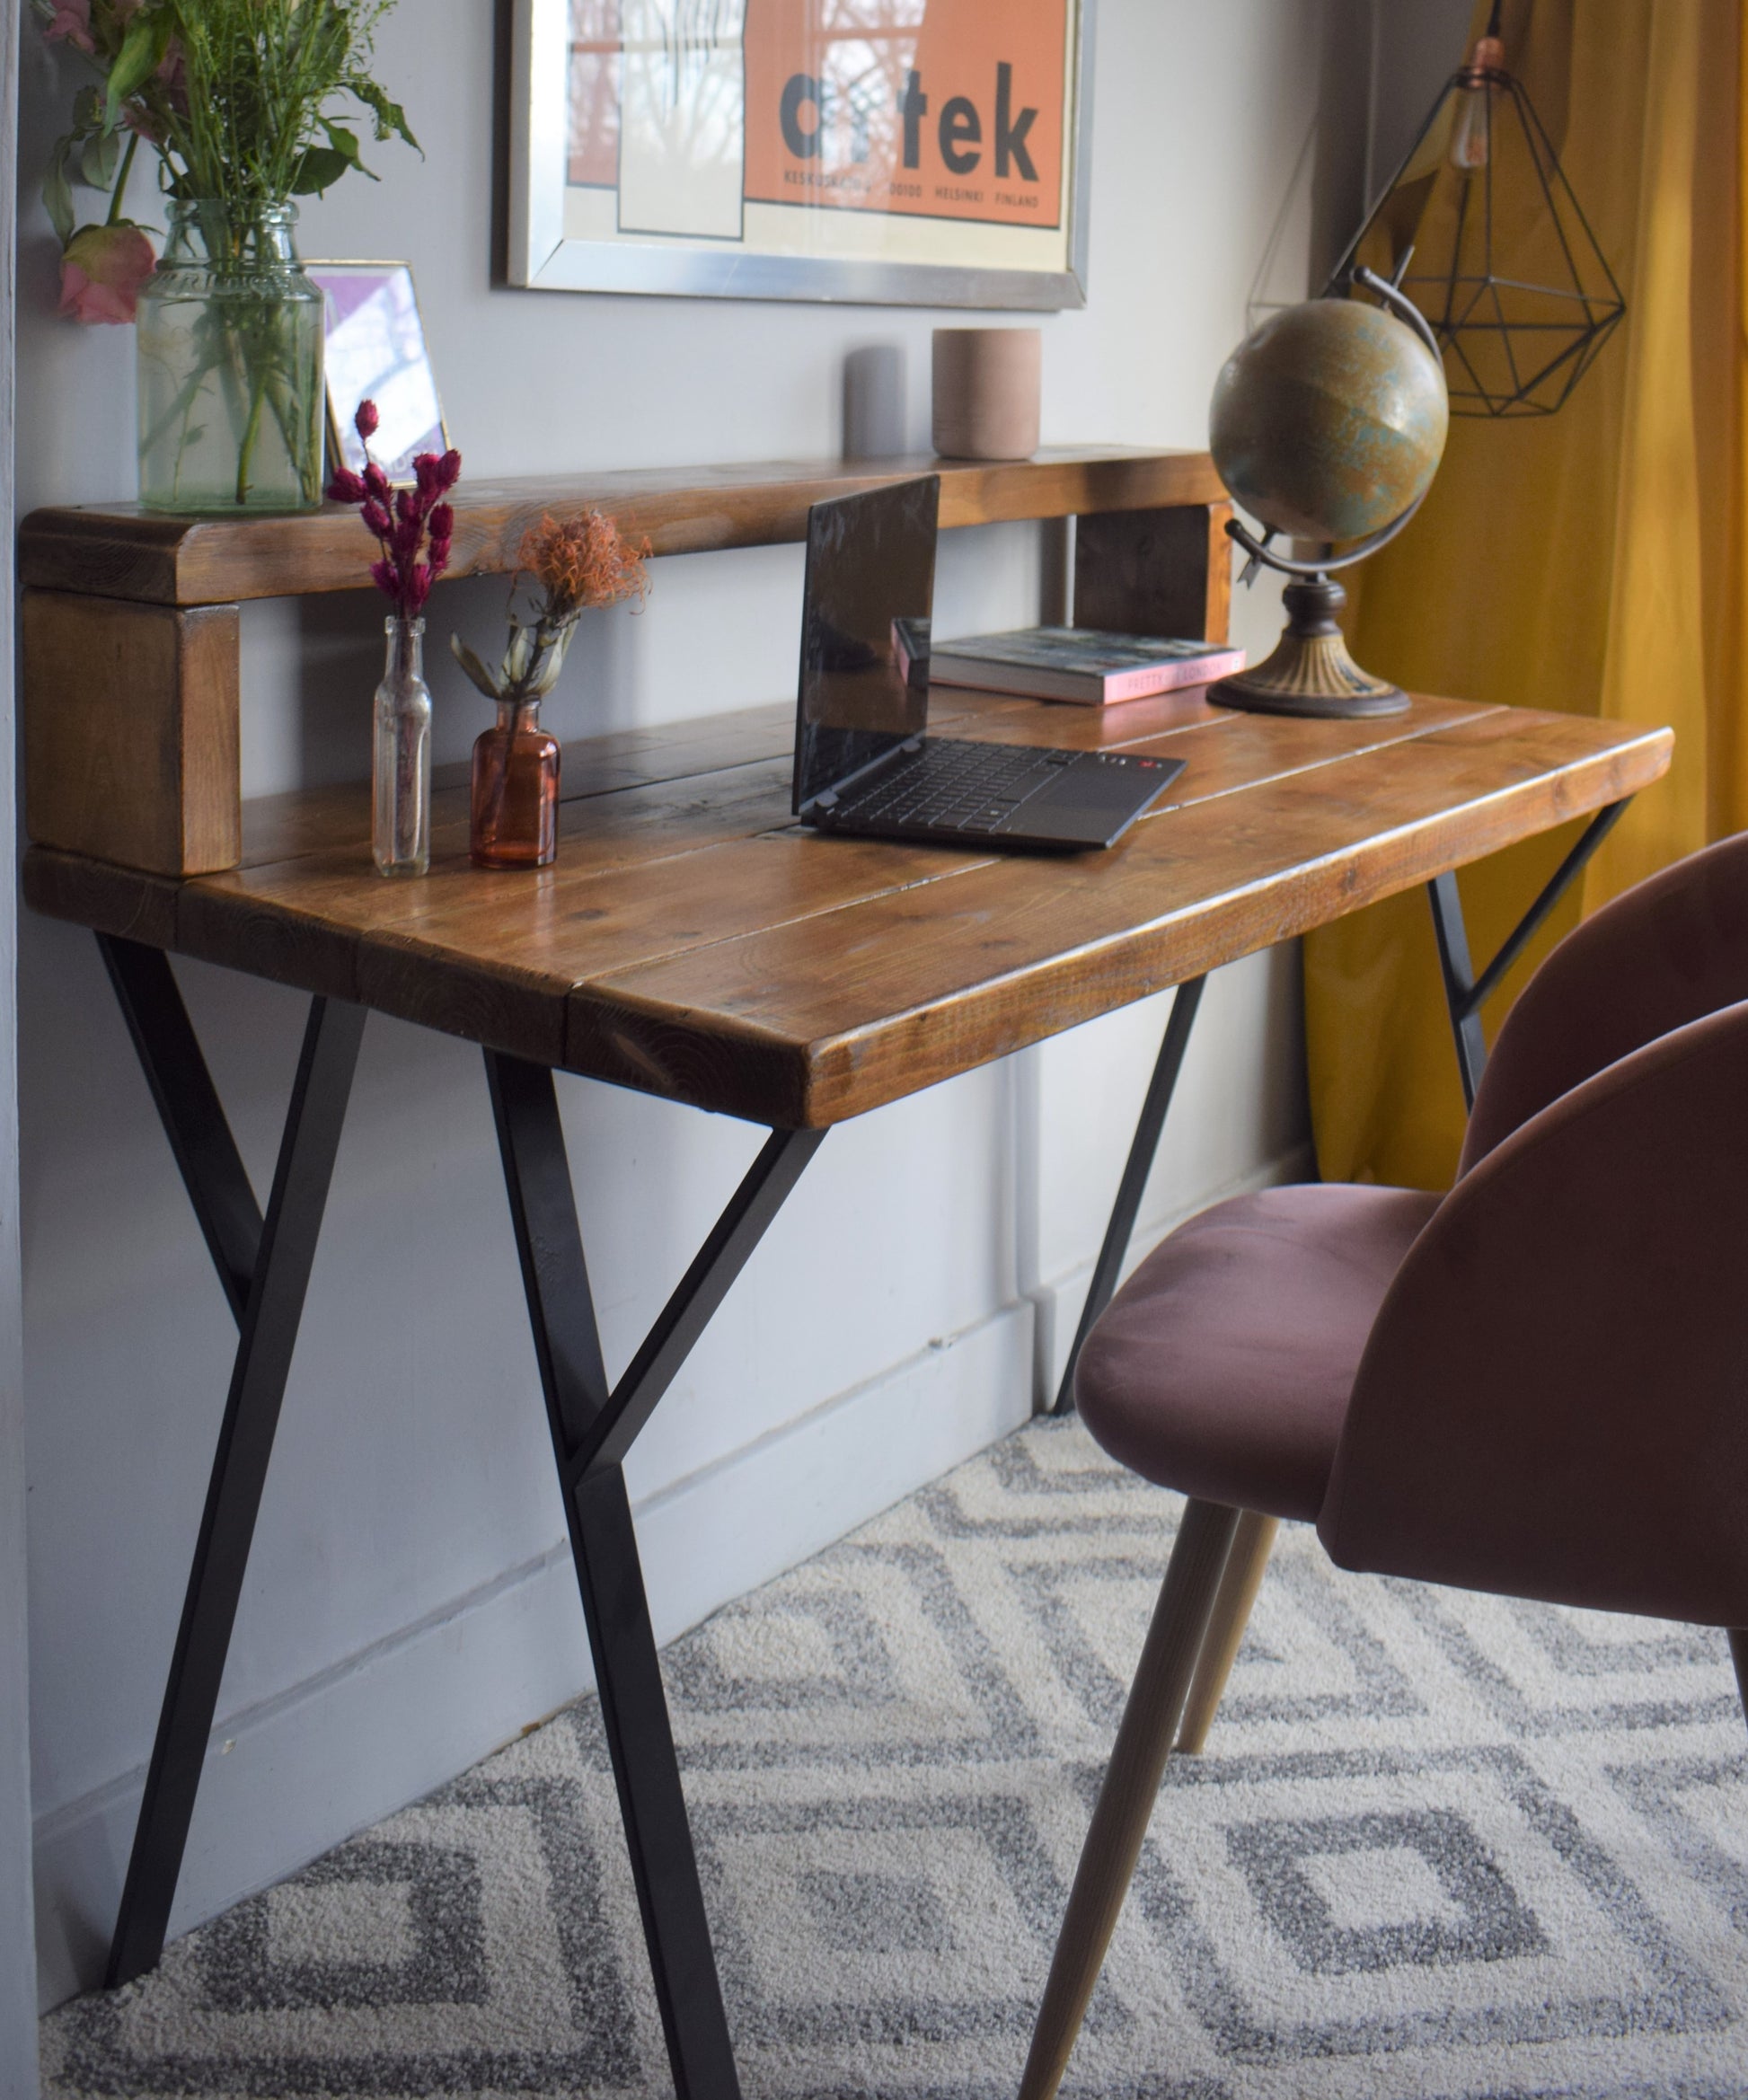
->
[739,0,1068,228]
[520,0,1086,304]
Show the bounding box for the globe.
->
[1209,298,1449,546]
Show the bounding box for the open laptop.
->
[791,477,1184,851]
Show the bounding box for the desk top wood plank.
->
[577,709,1664,1124]
[141,683,1481,1015]
[22,693,1672,1126]
[19,447,1224,608]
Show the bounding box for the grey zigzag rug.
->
[42,1417,1748,2100]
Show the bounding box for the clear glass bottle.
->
[471,697,561,869]
[374,619,432,878]
[136,199,325,515]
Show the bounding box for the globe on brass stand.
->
[1206,265,1450,720]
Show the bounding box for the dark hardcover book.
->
[928,626,1247,705]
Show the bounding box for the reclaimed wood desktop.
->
[27,687,1668,1124]
[19,450,1672,2100]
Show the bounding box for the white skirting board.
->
[32,1136,1313,2012]
[31,1297,1037,2010]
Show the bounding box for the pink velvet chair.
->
[1020,831,1748,2100]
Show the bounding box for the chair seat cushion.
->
[1074,1184,1442,1520]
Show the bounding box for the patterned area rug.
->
[42,1418,1748,2099]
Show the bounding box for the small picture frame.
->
[307,260,449,485]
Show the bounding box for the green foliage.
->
[156,0,419,209]
[37,0,417,233]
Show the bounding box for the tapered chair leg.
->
[1176,1511,1278,1754]
[1020,1499,1240,2100]
[1728,1631,1748,1734]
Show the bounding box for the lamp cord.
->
[1486,0,1503,36]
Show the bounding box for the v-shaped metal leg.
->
[1428,799,1629,1110]
[485,1051,824,2100]
[98,937,366,1987]
[1053,976,1205,1415]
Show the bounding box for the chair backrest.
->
[1320,995,1748,1626]
[1461,828,1748,1172]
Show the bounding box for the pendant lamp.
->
[1326,4,1624,418]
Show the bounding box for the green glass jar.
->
[136,199,325,515]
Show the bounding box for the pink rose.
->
[42,0,93,50]
[58,222,155,324]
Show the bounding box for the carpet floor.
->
[40,1417,1748,2099]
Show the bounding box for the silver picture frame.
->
[507,0,1094,309]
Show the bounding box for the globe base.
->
[1209,575,1409,719]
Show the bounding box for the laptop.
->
[791,477,1185,851]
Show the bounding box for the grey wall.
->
[2,0,39,2078]
[1371,0,1475,201]
[17,0,1335,2011]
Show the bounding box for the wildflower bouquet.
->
[38,0,415,511]
[37,0,416,322]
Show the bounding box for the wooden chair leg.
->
[1728,1630,1748,1733]
[1019,1498,1240,2100]
[1176,1511,1278,1754]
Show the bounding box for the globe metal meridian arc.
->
[1202,282,1451,720]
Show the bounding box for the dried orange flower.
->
[517,511,651,622]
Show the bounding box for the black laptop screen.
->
[792,476,939,814]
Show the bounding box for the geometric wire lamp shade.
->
[1326,13,1625,418]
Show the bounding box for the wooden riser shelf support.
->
[20,446,1230,877]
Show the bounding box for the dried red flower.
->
[326,397,463,623]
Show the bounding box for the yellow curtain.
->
[1304,0,1747,1191]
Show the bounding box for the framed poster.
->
[507,0,1092,308]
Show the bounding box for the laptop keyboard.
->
[832,737,1077,834]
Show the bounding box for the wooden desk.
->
[25,685,1664,1125]
[19,450,1672,2099]
[22,684,1670,2092]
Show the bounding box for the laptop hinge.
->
[799,737,923,823]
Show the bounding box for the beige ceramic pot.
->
[931,328,1042,460]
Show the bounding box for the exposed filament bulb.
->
[1449,36,1504,172]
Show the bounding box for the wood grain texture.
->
[20,448,1227,607]
[1176,1511,1279,1755]
[1018,1498,1241,2100]
[567,710,1673,1124]
[1073,501,1233,646]
[20,693,1673,1125]
[19,450,1224,884]
[22,590,240,875]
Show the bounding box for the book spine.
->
[1099,649,1245,702]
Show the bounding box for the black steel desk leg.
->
[1426,871,1489,1110]
[486,1049,823,2100]
[1427,800,1629,1112]
[1053,976,1206,1416]
[106,979,366,1988]
[98,938,265,1325]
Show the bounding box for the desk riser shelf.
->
[20,448,1225,605]
[21,447,1231,880]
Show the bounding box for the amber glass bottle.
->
[470,697,560,869]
